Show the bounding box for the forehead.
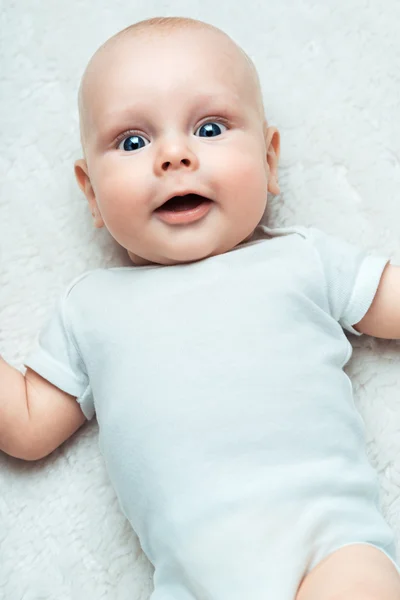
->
[81,30,258,124]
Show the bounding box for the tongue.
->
[158,194,206,212]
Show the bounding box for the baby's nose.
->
[155,138,200,174]
[161,156,192,171]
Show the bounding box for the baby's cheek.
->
[229,151,267,197]
[95,168,130,207]
[231,137,266,175]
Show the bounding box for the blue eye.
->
[118,134,149,152]
[195,122,227,137]
[117,121,227,152]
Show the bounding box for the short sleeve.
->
[304,227,390,336]
[23,282,95,420]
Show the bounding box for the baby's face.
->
[75,28,280,265]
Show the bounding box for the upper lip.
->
[155,189,213,210]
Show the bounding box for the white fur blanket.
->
[1,1,400,598]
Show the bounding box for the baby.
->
[2,15,400,600]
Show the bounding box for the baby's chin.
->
[126,235,216,266]
[127,247,217,266]
[127,230,256,266]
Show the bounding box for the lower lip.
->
[155,200,213,225]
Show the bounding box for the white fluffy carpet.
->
[1,1,400,598]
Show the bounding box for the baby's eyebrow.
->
[190,91,241,108]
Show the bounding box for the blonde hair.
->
[111,16,224,38]
[107,16,253,64]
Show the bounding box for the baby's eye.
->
[195,122,227,138]
[117,134,150,152]
[117,121,227,152]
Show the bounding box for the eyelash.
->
[114,117,231,148]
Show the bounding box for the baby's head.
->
[74,17,280,266]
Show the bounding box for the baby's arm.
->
[0,357,86,461]
[355,264,400,338]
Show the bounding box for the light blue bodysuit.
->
[24,225,400,600]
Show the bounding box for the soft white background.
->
[1,1,400,598]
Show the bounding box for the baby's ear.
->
[74,159,104,228]
[265,126,280,196]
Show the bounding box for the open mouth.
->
[154,194,214,224]
[155,194,212,212]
